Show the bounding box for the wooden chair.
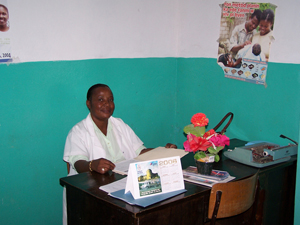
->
[206,172,260,225]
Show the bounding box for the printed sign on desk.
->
[125,156,184,199]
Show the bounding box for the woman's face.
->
[86,87,115,122]
[0,6,8,27]
[259,20,272,36]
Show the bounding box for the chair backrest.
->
[208,172,259,222]
[67,162,70,174]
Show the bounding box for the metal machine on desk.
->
[224,135,298,168]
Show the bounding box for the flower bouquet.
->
[183,113,230,163]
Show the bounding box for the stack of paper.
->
[100,178,186,207]
[182,166,235,187]
[108,189,186,207]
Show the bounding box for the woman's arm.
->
[140,148,153,154]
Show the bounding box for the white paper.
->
[100,177,127,193]
[113,158,139,175]
[135,147,188,161]
[125,163,138,196]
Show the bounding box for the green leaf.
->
[216,146,224,152]
[183,124,205,137]
[215,155,220,162]
[207,146,224,155]
[208,147,218,154]
[194,151,206,160]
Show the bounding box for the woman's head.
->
[86,84,115,122]
[86,83,110,101]
[0,4,9,31]
[259,9,274,36]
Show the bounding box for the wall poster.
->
[217,2,276,85]
[0,0,11,63]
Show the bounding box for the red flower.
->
[203,129,216,138]
[184,133,212,153]
[191,113,209,127]
[210,134,230,147]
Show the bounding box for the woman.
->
[252,9,275,61]
[63,84,176,224]
[0,4,9,32]
[64,84,176,175]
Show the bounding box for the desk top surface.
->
[60,139,296,215]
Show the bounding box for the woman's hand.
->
[165,143,177,149]
[74,158,115,174]
[91,158,115,174]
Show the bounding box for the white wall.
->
[7,0,300,63]
[9,0,179,61]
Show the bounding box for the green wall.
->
[1,57,299,224]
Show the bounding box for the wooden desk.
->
[60,139,296,225]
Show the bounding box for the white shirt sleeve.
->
[68,155,89,170]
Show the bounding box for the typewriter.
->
[224,135,298,168]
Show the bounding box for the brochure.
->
[183,174,235,187]
[183,166,229,181]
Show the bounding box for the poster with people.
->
[217,2,276,85]
[0,0,11,63]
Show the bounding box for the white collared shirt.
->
[65,114,145,174]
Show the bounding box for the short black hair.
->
[252,43,261,56]
[86,83,110,101]
[250,9,262,23]
[261,9,274,25]
[218,53,230,66]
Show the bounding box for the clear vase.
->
[195,160,213,175]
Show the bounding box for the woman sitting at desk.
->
[63,83,176,224]
[63,83,177,175]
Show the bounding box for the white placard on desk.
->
[125,156,184,199]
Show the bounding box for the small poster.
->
[125,156,184,199]
[0,0,11,63]
[217,2,276,85]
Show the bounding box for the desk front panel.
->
[63,171,210,225]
